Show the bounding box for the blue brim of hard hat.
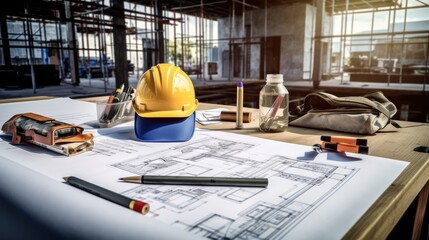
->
[134,112,196,142]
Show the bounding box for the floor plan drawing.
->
[112,133,359,239]
[0,99,409,240]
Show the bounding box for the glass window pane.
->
[406,8,429,26]
[351,12,373,34]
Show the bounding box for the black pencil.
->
[119,175,268,187]
[64,176,150,214]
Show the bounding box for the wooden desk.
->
[195,102,429,240]
[1,97,428,239]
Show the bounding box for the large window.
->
[322,0,429,87]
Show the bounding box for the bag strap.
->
[362,91,401,128]
[318,91,392,119]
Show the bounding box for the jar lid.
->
[266,74,283,83]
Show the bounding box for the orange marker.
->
[103,94,115,117]
[321,142,369,154]
[321,136,367,146]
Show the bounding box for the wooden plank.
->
[412,181,429,240]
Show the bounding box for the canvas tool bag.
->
[289,91,399,134]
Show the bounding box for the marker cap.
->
[323,142,369,154]
[320,136,368,146]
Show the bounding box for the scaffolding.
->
[0,0,218,91]
[0,0,428,92]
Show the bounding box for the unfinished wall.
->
[218,2,313,81]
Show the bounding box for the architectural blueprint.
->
[0,98,409,240]
[110,131,400,239]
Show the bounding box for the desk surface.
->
[1,96,428,239]
[195,102,429,240]
[80,96,429,239]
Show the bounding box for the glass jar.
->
[259,74,289,132]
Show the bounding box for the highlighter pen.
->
[321,142,369,154]
[64,176,150,215]
[321,135,367,146]
[236,81,244,129]
[119,175,268,188]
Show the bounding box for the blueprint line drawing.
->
[0,98,409,240]
[112,134,358,239]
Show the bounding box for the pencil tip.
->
[63,176,69,181]
[118,178,124,181]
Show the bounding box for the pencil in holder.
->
[96,100,134,128]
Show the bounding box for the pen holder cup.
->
[96,100,134,128]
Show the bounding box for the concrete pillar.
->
[0,14,11,66]
[64,1,80,86]
[312,0,325,88]
[154,0,165,63]
[112,0,129,88]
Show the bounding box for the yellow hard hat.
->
[133,63,199,118]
